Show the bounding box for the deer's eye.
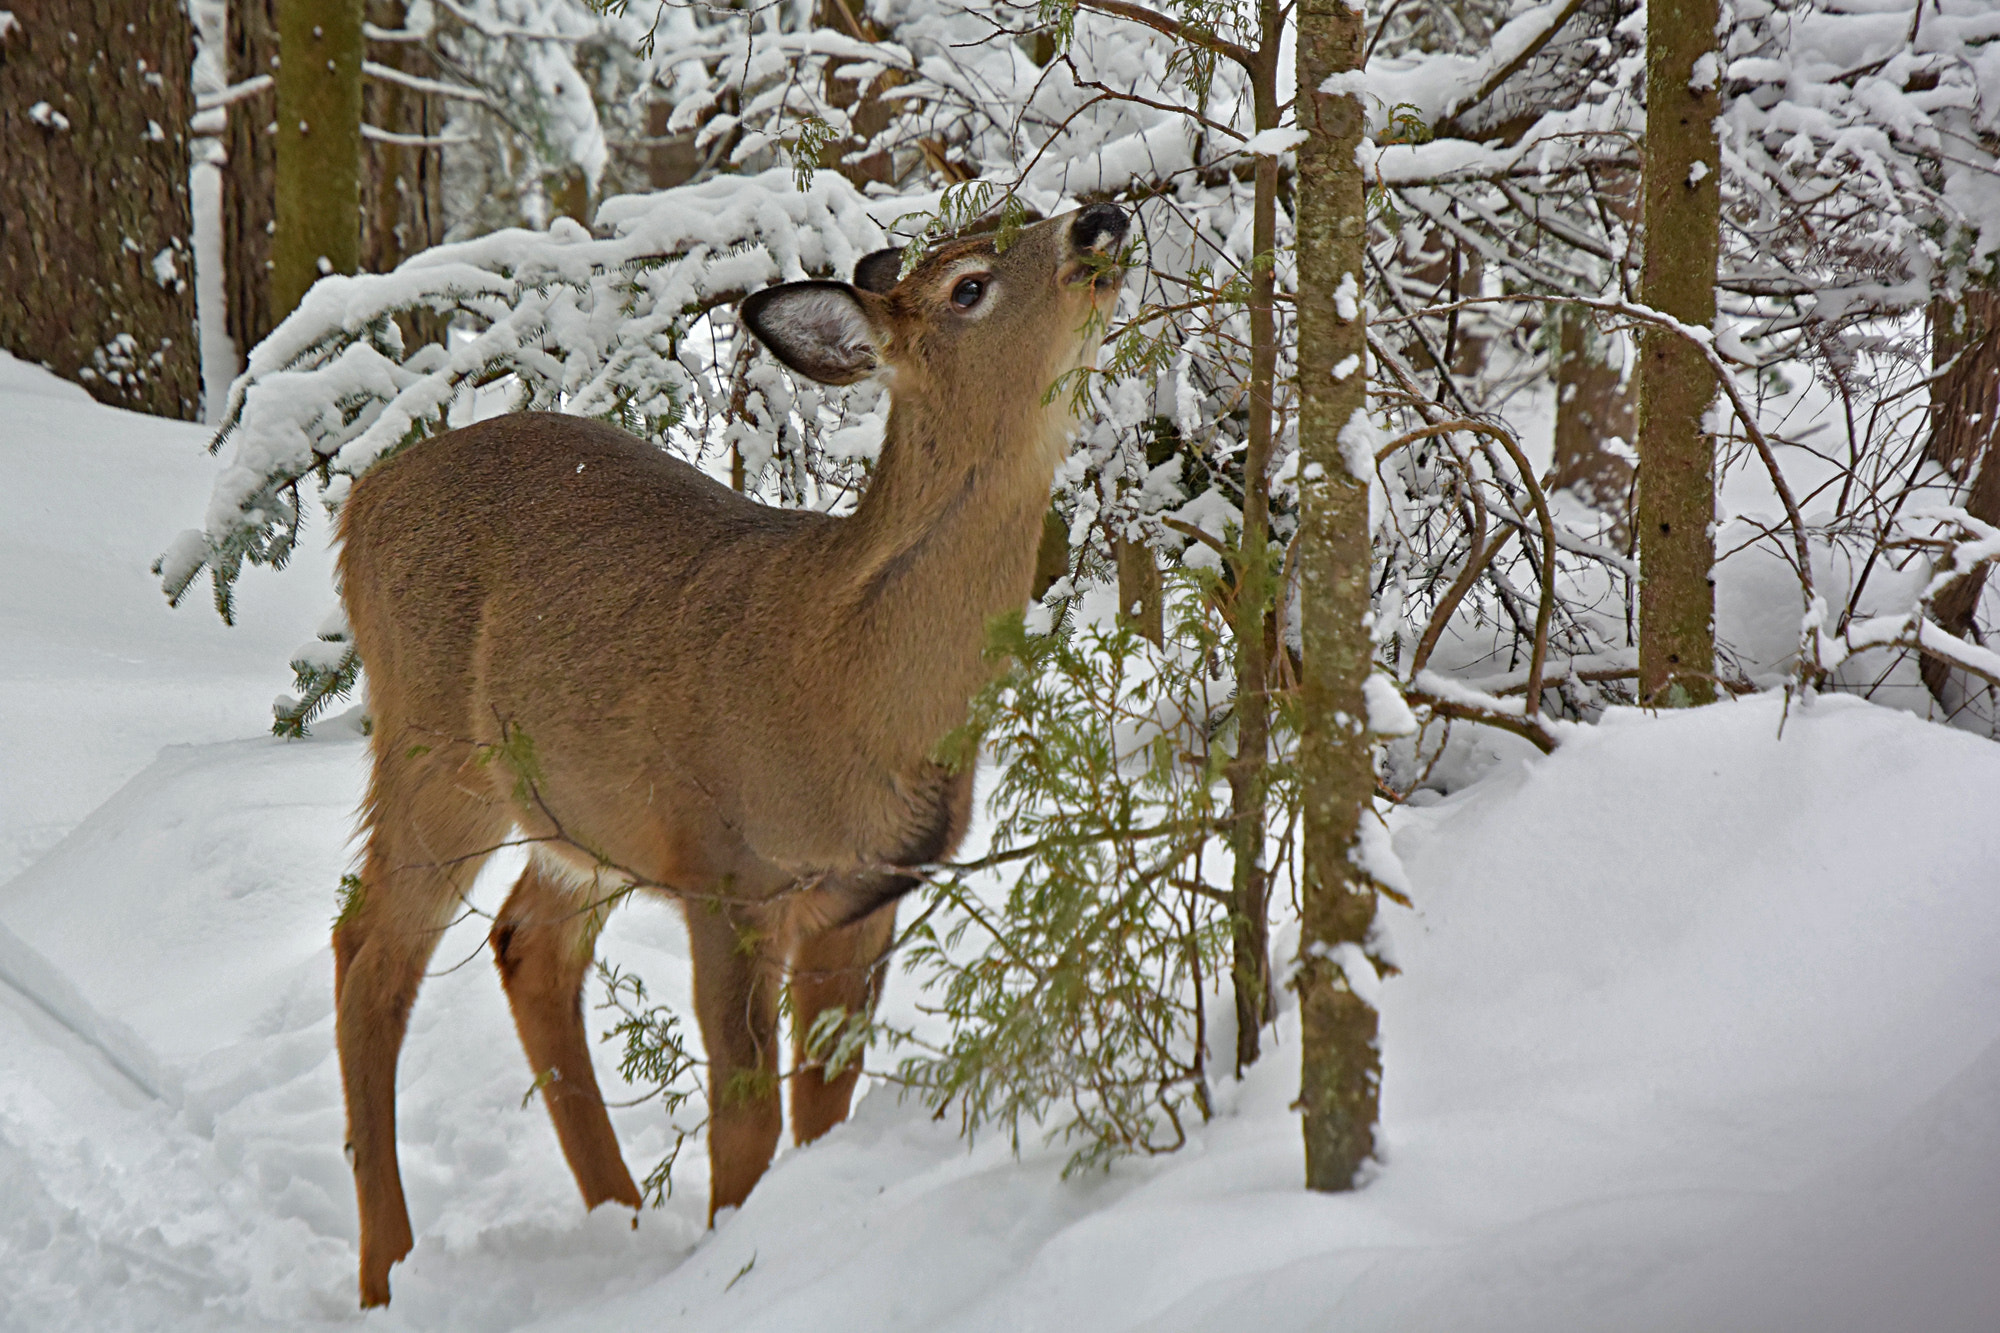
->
[950,277,987,310]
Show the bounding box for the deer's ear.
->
[740,281,883,385]
[853,248,904,294]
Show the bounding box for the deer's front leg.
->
[685,898,783,1219]
[788,895,898,1146]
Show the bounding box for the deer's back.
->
[338,413,879,875]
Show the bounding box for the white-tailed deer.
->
[331,203,1128,1306]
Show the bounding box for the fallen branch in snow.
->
[1408,671,1561,753]
[1816,508,2000,691]
[1824,612,2000,691]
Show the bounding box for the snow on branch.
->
[155,170,894,623]
[361,60,493,103]
[1817,508,2000,690]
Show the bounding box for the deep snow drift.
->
[1,353,1996,1330]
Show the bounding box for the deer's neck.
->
[820,391,1068,756]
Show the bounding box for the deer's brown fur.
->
[330,204,1128,1307]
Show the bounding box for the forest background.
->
[1,0,1999,1323]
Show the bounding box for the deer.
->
[329,202,1129,1306]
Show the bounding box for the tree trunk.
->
[224,0,280,357]
[1548,307,1636,549]
[814,0,901,187]
[1115,537,1163,645]
[547,165,592,226]
[1295,0,1380,1191]
[272,0,363,320]
[360,0,444,275]
[0,0,199,419]
[1226,0,1282,1078]
[1921,290,2000,710]
[646,100,699,190]
[1635,0,1719,706]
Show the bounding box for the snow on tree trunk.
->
[272,0,363,320]
[1635,0,1719,707]
[1294,0,1380,1191]
[0,0,199,420]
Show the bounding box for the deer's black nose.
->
[1070,203,1128,254]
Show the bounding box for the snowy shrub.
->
[155,167,894,730]
[878,573,1295,1170]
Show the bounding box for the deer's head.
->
[742,204,1130,455]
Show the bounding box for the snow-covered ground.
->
[2,352,1997,1330]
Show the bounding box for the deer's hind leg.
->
[334,742,508,1308]
[787,894,899,1146]
[490,858,642,1213]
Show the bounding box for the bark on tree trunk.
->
[359,0,443,275]
[1635,0,1720,706]
[272,0,363,320]
[1921,290,2000,710]
[1295,0,1380,1191]
[224,0,280,357]
[359,1,447,355]
[0,0,199,419]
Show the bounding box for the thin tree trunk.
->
[1921,291,2000,709]
[1295,0,1380,1190]
[1549,308,1636,548]
[0,0,199,419]
[1115,537,1163,645]
[273,0,364,320]
[1226,0,1282,1077]
[1549,168,1638,549]
[547,165,592,226]
[1635,0,1719,706]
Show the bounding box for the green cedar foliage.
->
[595,960,702,1207]
[886,570,1298,1173]
[607,571,1299,1195]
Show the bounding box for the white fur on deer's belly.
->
[528,841,640,898]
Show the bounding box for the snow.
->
[1241,128,1306,156]
[1333,271,1359,321]
[4,359,2000,1329]
[1364,674,1419,735]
